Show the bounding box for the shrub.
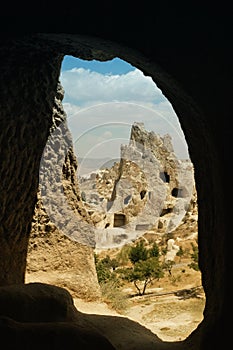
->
[100,280,129,313]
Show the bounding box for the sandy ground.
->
[73,297,121,316]
[123,293,205,341]
[26,263,205,343]
[73,290,205,342]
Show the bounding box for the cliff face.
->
[82,122,197,249]
[26,83,101,300]
[27,114,197,298]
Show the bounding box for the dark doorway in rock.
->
[160,208,173,216]
[171,187,184,198]
[124,194,131,205]
[140,190,147,200]
[114,213,126,227]
[160,171,170,183]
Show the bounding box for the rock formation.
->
[26,82,101,300]
[80,122,197,249]
[27,117,197,295]
[109,122,195,231]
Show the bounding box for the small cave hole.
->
[172,187,184,198]
[160,171,170,183]
[124,194,131,205]
[140,190,147,200]
[113,213,126,227]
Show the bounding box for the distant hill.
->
[77,157,120,176]
[100,158,120,169]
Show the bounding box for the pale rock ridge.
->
[89,122,197,248]
[27,82,101,300]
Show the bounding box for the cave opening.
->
[160,171,170,183]
[59,54,204,342]
[172,187,182,198]
[140,190,147,200]
[113,213,126,228]
[26,52,204,344]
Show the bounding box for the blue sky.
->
[61,56,134,75]
[60,55,189,169]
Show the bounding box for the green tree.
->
[128,240,148,265]
[101,255,112,268]
[95,255,119,283]
[101,255,118,270]
[149,242,160,258]
[124,257,164,295]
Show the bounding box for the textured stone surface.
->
[83,122,196,248]
[111,122,195,231]
[0,44,62,285]
[27,84,100,300]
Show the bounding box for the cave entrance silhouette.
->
[55,53,205,342]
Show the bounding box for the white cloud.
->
[60,68,190,160]
[60,68,165,105]
[64,101,189,159]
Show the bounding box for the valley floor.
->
[26,261,205,342]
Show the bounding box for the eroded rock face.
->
[0,44,63,286]
[83,122,197,249]
[27,115,197,297]
[26,83,101,300]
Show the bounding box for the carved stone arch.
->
[0,30,229,349]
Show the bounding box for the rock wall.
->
[0,44,63,286]
[79,122,197,250]
[26,83,101,300]
[97,122,196,232]
[28,115,197,289]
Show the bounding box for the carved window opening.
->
[172,187,184,198]
[160,171,170,183]
[113,213,126,227]
[124,194,131,205]
[160,208,173,216]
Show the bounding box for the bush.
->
[100,280,129,313]
[96,261,112,283]
[95,254,119,283]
